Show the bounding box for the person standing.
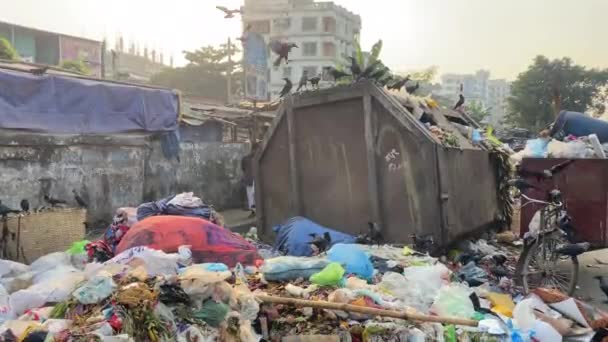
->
[241,142,258,217]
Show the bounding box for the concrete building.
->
[242,0,361,99]
[105,50,166,82]
[0,21,103,77]
[439,70,511,126]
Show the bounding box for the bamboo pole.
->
[255,294,478,327]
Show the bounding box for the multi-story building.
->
[242,0,361,99]
[0,21,103,77]
[439,70,511,126]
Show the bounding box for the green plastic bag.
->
[66,240,90,255]
[193,300,229,327]
[310,262,345,286]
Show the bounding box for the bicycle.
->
[511,160,589,296]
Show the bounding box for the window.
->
[283,67,292,78]
[248,20,270,34]
[302,17,318,32]
[302,42,317,56]
[303,66,318,77]
[322,17,336,33]
[322,42,336,57]
[272,18,291,32]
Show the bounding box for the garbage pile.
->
[1,214,607,341]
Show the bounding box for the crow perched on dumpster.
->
[387,75,410,91]
[405,82,420,95]
[595,276,608,303]
[328,67,350,82]
[309,232,332,255]
[279,78,292,98]
[73,189,88,208]
[0,201,20,217]
[44,194,67,207]
[297,70,308,92]
[348,57,362,78]
[453,94,465,110]
[308,76,321,89]
[20,199,29,214]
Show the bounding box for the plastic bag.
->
[430,283,475,318]
[310,263,345,287]
[29,252,71,273]
[0,272,34,294]
[524,138,549,158]
[178,245,193,267]
[0,285,14,324]
[193,300,229,327]
[327,244,374,280]
[73,275,116,304]
[9,290,47,316]
[548,139,593,159]
[0,260,29,279]
[380,264,449,312]
[260,256,330,282]
[42,319,73,334]
[108,246,180,276]
[513,298,537,335]
[28,266,85,303]
[168,192,204,208]
[457,261,489,286]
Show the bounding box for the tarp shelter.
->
[0,65,179,134]
[255,81,500,246]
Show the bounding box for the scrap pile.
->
[0,214,607,341]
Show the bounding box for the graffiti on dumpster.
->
[384,148,405,172]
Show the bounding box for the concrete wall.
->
[0,131,248,227]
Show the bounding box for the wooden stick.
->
[255,294,478,327]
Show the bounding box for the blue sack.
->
[327,244,374,280]
[272,217,356,257]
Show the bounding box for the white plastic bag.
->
[108,247,179,276]
[430,283,475,318]
[513,298,537,333]
[9,289,47,316]
[0,260,29,279]
[381,263,450,312]
[0,285,14,324]
[548,140,593,159]
[168,192,204,208]
[30,252,71,273]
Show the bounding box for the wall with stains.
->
[0,131,248,227]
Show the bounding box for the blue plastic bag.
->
[327,244,374,280]
[273,217,356,257]
[525,138,549,158]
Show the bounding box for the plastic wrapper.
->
[430,283,474,318]
[0,260,29,279]
[8,290,47,316]
[310,263,345,286]
[381,264,449,312]
[29,252,71,273]
[260,256,330,282]
[327,244,374,280]
[109,246,180,276]
[513,298,537,333]
[72,275,117,304]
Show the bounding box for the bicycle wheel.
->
[516,232,579,296]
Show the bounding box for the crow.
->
[348,57,362,78]
[216,6,241,18]
[492,254,508,266]
[72,189,88,208]
[20,199,29,213]
[405,82,420,94]
[308,76,321,89]
[44,194,67,207]
[453,94,465,110]
[368,222,383,245]
[0,201,20,217]
[309,232,332,254]
[297,71,308,92]
[595,276,608,303]
[270,41,298,67]
[31,66,49,76]
[411,233,434,253]
[556,242,590,257]
[279,78,292,98]
[328,67,350,82]
[387,76,410,91]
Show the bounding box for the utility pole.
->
[227,37,232,104]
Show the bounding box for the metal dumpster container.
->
[255,82,501,245]
[520,158,608,247]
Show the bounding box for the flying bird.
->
[405,82,420,94]
[20,199,29,213]
[270,40,298,67]
[72,190,88,208]
[595,276,608,303]
[309,76,321,89]
[216,6,241,18]
[328,67,350,82]
[348,57,362,78]
[279,78,292,98]
[44,194,67,207]
[453,94,465,110]
[297,70,308,91]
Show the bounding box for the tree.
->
[506,55,608,130]
[60,59,90,75]
[467,100,491,124]
[0,38,18,60]
[150,43,242,102]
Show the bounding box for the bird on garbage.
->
[387,75,410,91]
[31,66,49,76]
[72,189,88,208]
[308,76,321,89]
[490,265,509,278]
[456,252,482,265]
[279,78,292,98]
[20,199,29,214]
[297,70,308,92]
[594,276,608,303]
[492,254,508,266]
[309,232,332,255]
[556,242,590,257]
[405,82,420,95]
[453,94,465,110]
[411,233,434,253]
[368,222,383,245]
[270,40,298,67]
[0,201,20,217]
[328,67,350,82]
[348,57,362,78]
[44,194,67,207]
[216,6,241,18]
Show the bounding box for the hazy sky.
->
[1,0,606,80]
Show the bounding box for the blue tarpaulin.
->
[0,68,179,134]
[273,217,356,257]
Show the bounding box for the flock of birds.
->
[0,190,88,218]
